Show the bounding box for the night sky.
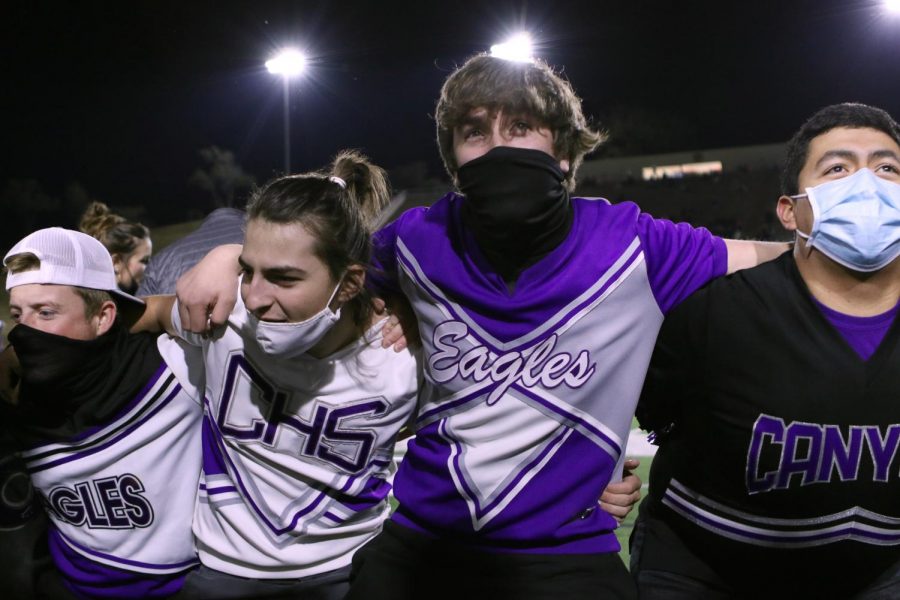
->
[5,0,900,223]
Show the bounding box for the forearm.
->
[725,239,790,274]
[130,295,177,336]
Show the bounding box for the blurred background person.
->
[79,201,152,294]
[137,207,245,297]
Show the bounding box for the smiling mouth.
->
[251,313,287,323]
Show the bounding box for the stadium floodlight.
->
[490,32,535,63]
[266,48,307,174]
[265,48,307,77]
[886,0,900,13]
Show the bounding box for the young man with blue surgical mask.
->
[632,102,900,599]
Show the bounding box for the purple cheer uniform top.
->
[370,193,726,554]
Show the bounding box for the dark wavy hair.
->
[435,53,606,191]
[79,201,150,258]
[245,149,391,332]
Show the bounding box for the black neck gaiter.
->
[458,146,572,281]
[7,323,161,442]
[10,323,115,393]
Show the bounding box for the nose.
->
[486,115,506,149]
[241,275,273,317]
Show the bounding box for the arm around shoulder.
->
[130,295,177,336]
[724,239,790,274]
[176,244,242,333]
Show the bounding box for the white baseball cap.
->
[4,227,145,317]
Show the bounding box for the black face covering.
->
[7,323,161,441]
[9,323,115,392]
[458,146,572,281]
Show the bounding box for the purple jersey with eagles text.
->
[370,193,726,554]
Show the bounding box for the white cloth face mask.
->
[249,279,343,358]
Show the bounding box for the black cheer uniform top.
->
[637,252,900,598]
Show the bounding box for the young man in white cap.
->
[2,227,202,598]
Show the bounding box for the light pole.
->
[265,48,307,174]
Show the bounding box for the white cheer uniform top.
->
[22,334,203,598]
[173,290,419,578]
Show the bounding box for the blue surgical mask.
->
[793,168,900,272]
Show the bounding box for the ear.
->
[559,158,571,174]
[93,300,118,336]
[335,265,366,305]
[112,253,124,275]
[776,195,798,231]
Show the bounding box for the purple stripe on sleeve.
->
[201,412,229,477]
[369,216,409,297]
[336,476,392,512]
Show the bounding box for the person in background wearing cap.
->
[633,103,900,598]
[1,227,202,598]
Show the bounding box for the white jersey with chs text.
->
[173,290,419,579]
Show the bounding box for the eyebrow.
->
[10,300,63,311]
[814,150,856,169]
[814,148,900,168]
[238,256,307,277]
[455,111,492,130]
[870,149,900,162]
